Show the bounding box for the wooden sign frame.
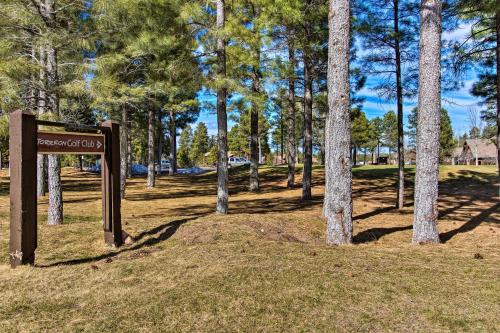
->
[9,110,123,268]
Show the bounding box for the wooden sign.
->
[37,131,105,154]
[9,111,123,268]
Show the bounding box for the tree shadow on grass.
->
[38,216,197,267]
[353,225,413,244]
[353,201,500,244]
[353,203,414,222]
[440,202,500,243]
[165,196,324,217]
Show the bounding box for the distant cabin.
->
[405,149,416,165]
[376,156,389,165]
[452,139,498,166]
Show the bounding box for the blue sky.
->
[354,22,482,137]
[193,23,483,139]
[359,74,480,136]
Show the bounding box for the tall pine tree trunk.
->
[325,0,352,245]
[127,118,132,178]
[496,3,500,195]
[287,33,297,188]
[27,42,37,111]
[216,0,229,214]
[280,109,284,163]
[47,152,63,225]
[249,7,261,191]
[250,64,260,191]
[37,45,47,197]
[394,0,405,210]
[46,48,58,114]
[169,110,177,176]
[157,109,163,176]
[46,40,63,225]
[302,53,313,200]
[413,0,442,244]
[120,106,128,198]
[147,107,155,188]
[37,155,47,198]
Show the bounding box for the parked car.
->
[131,164,148,175]
[88,163,148,176]
[155,159,171,172]
[87,164,101,173]
[228,157,251,168]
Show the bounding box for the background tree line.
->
[0,0,498,244]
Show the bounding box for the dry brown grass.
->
[0,165,498,332]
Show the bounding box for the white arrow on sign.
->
[97,141,102,149]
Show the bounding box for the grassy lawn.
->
[0,165,498,332]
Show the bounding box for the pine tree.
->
[190,122,210,166]
[408,107,456,160]
[178,126,193,167]
[265,1,302,187]
[216,0,229,214]
[325,0,352,245]
[287,32,298,187]
[92,0,202,184]
[351,109,370,166]
[182,0,231,212]
[147,105,156,188]
[413,0,442,244]
[368,117,384,162]
[1,0,93,225]
[357,0,420,208]
[382,111,398,159]
[301,0,329,200]
[225,0,273,191]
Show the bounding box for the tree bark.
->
[127,118,132,178]
[394,0,405,209]
[287,32,297,188]
[353,146,357,166]
[147,107,155,188]
[37,45,47,197]
[169,110,177,175]
[280,107,284,163]
[249,6,261,191]
[496,3,500,195]
[26,42,37,111]
[37,46,46,115]
[302,51,313,201]
[120,106,128,198]
[157,109,163,176]
[45,24,63,225]
[46,46,58,115]
[47,154,63,225]
[250,64,260,191]
[325,0,352,245]
[37,156,48,197]
[216,0,229,214]
[413,0,442,244]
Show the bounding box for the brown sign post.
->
[9,110,123,268]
